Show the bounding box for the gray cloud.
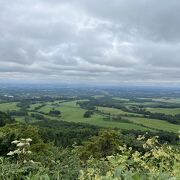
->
[0,0,180,84]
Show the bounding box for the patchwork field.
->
[35,101,148,130]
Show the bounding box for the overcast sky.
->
[0,0,180,85]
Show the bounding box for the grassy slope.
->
[147,107,180,115]
[96,105,180,133]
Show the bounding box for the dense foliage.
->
[80,135,180,180]
[0,117,179,179]
[0,111,15,127]
[33,120,99,147]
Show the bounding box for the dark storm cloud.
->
[0,0,180,84]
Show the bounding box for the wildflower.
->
[11,140,20,144]
[14,149,21,154]
[87,168,95,176]
[143,143,148,149]
[146,137,158,147]
[107,156,114,160]
[7,151,14,156]
[137,135,145,141]
[25,142,30,146]
[94,174,101,180]
[27,150,32,154]
[144,165,149,169]
[167,146,172,150]
[144,152,151,158]
[132,151,141,162]
[106,171,113,177]
[119,145,126,152]
[29,160,40,164]
[17,142,24,147]
[152,148,170,159]
[26,138,32,142]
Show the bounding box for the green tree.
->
[77,130,121,160]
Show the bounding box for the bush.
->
[79,135,180,180]
[0,111,15,127]
[77,130,121,160]
[83,111,94,118]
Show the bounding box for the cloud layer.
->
[0,0,180,84]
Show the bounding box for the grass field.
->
[29,103,43,110]
[128,117,180,133]
[97,106,141,116]
[112,97,130,101]
[14,115,37,123]
[36,101,149,131]
[152,98,180,104]
[39,105,53,113]
[93,95,105,98]
[125,102,160,106]
[0,102,19,112]
[147,107,180,115]
[23,101,180,132]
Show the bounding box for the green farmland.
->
[0,94,180,133]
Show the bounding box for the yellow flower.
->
[137,135,145,141]
[144,152,151,158]
[143,144,148,149]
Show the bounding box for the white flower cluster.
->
[7,138,32,157]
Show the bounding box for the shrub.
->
[79,134,180,180]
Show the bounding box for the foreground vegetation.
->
[0,111,179,179]
[0,126,180,179]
